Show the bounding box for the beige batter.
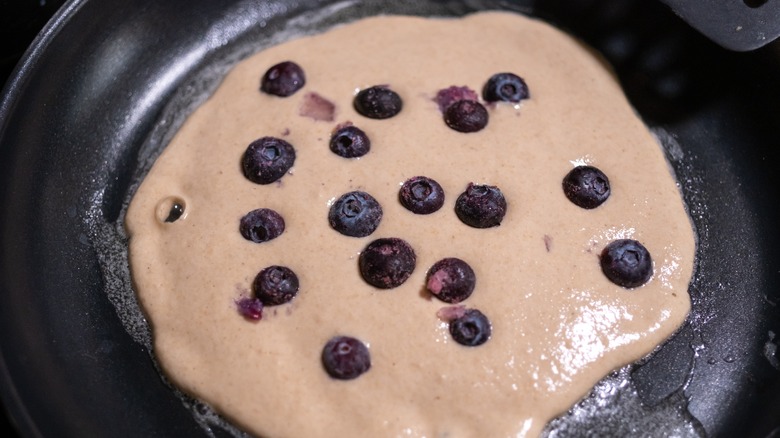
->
[125,12,695,438]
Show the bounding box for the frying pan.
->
[1,0,779,436]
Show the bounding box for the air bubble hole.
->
[156,197,187,223]
[744,0,769,8]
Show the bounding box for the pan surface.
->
[0,0,778,436]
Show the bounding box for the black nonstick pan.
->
[1,0,779,436]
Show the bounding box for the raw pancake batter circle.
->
[125,11,695,438]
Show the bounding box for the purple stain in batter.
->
[299,92,336,122]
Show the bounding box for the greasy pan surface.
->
[0,0,778,436]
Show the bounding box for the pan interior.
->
[1,0,778,437]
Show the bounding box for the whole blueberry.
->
[260,61,306,97]
[449,309,491,347]
[354,86,403,119]
[242,137,296,185]
[328,191,383,237]
[563,165,611,209]
[426,258,476,304]
[399,176,445,214]
[330,125,371,158]
[321,336,371,380]
[444,100,488,133]
[253,265,299,305]
[482,72,529,103]
[359,238,416,289]
[239,208,285,243]
[600,239,653,288]
[455,183,507,228]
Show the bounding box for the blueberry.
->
[260,61,306,97]
[328,191,383,237]
[239,208,285,243]
[444,100,488,133]
[399,176,445,214]
[359,238,416,289]
[482,73,529,103]
[449,309,491,347]
[329,125,371,158]
[253,265,299,305]
[600,239,653,288]
[426,258,476,304]
[562,165,611,209]
[321,336,371,380]
[354,86,403,119]
[455,183,507,228]
[242,137,296,185]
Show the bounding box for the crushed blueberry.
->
[359,238,416,289]
[444,99,489,133]
[455,183,507,228]
[242,137,296,185]
[449,309,491,346]
[563,165,611,209]
[253,266,299,305]
[354,86,403,119]
[321,336,371,380]
[328,191,383,237]
[482,72,529,103]
[236,297,264,321]
[299,92,336,122]
[239,208,285,243]
[399,176,445,214]
[600,239,653,288]
[260,61,306,97]
[330,125,371,158]
[436,305,467,322]
[434,86,479,112]
[426,258,476,304]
